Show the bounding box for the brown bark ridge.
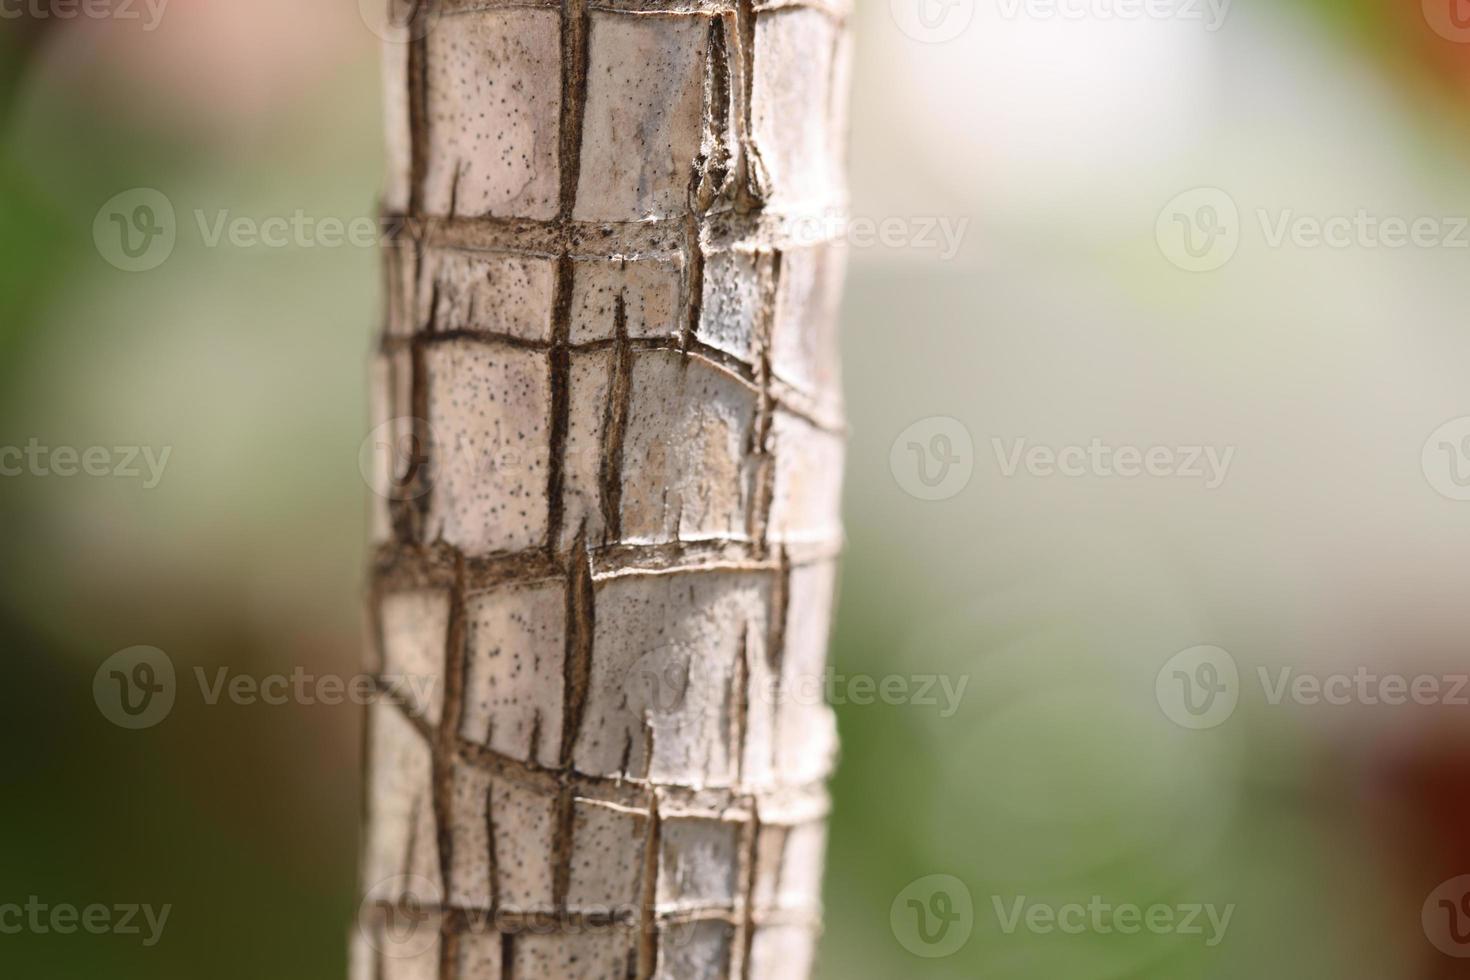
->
[355,1,850,977]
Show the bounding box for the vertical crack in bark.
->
[545,0,591,551]
[500,933,515,980]
[433,553,468,980]
[394,342,433,543]
[559,530,596,765]
[737,808,762,980]
[731,0,766,212]
[748,249,782,551]
[545,274,574,551]
[599,292,633,541]
[766,548,791,759]
[484,778,500,910]
[406,0,433,217]
[551,785,578,911]
[635,795,663,980]
[732,624,751,788]
[679,214,706,352]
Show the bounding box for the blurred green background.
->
[6,1,1470,977]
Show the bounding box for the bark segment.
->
[358,1,850,977]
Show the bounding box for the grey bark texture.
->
[354,1,851,977]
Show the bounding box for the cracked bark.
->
[356,1,850,977]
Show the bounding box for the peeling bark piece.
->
[379,589,450,726]
[746,925,819,980]
[657,817,742,910]
[424,10,562,219]
[775,562,840,785]
[698,249,766,364]
[573,571,769,786]
[417,249,557,342]
[425,340,551,555]
[490,778,557,911]
[750,10,843,210]
[567,799,648,911]
[558,349,614,550]
[461,583,566,769]
[574,13,711,222]
[514,930,635,978]
[771,243,845,405]
[570,257,684,344]
[618,351,757,545]
[767,412,844,547]
[362,703,440,895]
[656,920,736,980]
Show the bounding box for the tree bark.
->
[355,1,850,977]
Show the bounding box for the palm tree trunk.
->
[355,1,850,976]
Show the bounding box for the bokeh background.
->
[6,0,1470,976]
